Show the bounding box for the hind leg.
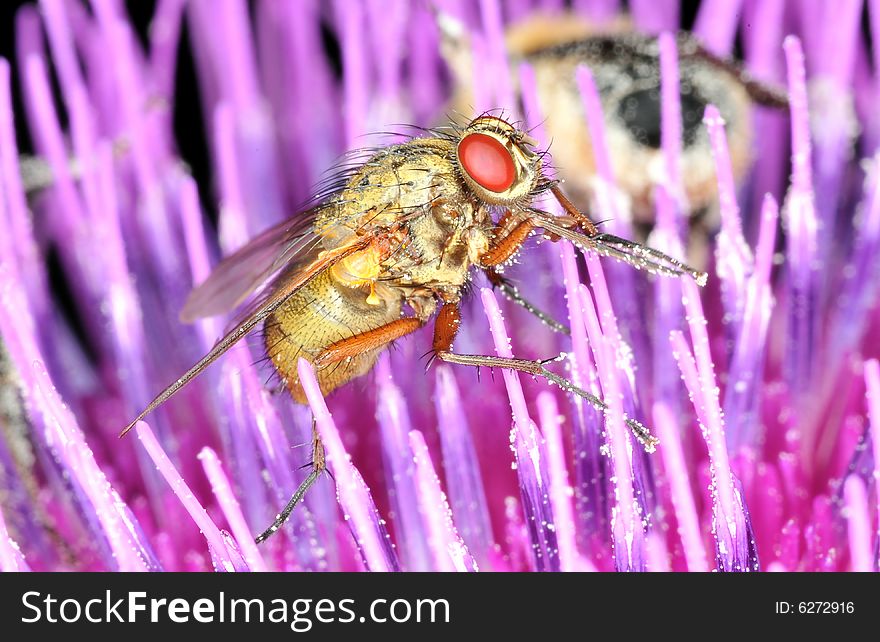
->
[256,317,423,543]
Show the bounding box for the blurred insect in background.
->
[119,114,707,542]
[440,12,788,234]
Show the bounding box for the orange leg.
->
[484,267,504,288]
[550,184,599,236]
[315,317,423,366]
[480,217,536,267]
[495,208,515,230]
[482,203,581,268]
[432,302,462,353]
[482,219,569,335]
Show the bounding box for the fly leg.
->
[314,318,423,366]
[480,212,571,335]
[479,213,537,267]
[531,184,708,284]
[256,317,424,543]
[485,268,570,336]
[431,302,659,452]
[255,416,324,544]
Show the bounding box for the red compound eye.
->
[458,133,516,193]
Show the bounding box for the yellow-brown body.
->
[265,137,497,401]
[124,112,707,477]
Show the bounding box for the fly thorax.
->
[383,210,473,289]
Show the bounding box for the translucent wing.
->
[181,212,322,322]
[181,141,384,322]
[121,234,371,435]
[124,141,414,435]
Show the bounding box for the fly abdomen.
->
[264,269,402,403]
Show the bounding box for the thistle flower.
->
[0,0,878,573]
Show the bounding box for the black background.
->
[0,0,211,212]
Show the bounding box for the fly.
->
[120,115,708,543]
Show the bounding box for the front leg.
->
[431,302,658,452]
[479,215,537,268]
[480,211,570,335]
[485,268,570,336]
